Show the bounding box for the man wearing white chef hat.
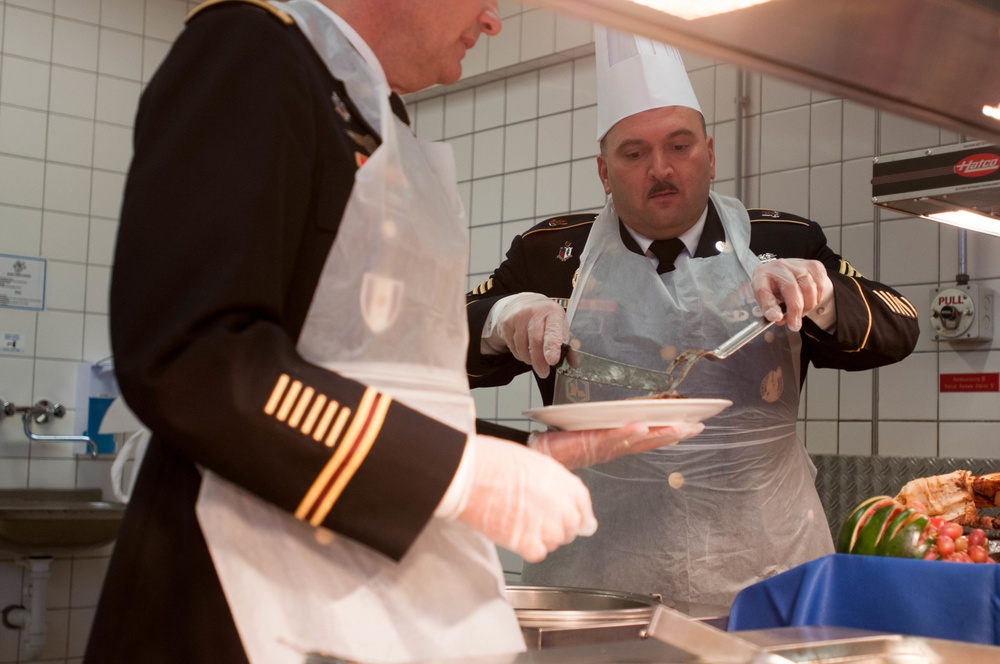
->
[467,26,920,605]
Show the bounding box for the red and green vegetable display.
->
[837,495,995,563]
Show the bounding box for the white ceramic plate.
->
[524,398,733,431]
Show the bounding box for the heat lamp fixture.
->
[629,0,773,20]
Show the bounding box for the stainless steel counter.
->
[401,626,1000,663]
[304,617,1000,663]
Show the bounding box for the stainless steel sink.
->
[0,488,126,555]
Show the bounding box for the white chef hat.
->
[595,25,702,141]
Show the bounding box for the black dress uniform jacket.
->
[467,204,920,405]
[85,4,467,662]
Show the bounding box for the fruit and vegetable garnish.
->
[837,470,1000,564]
[837,495,993,562]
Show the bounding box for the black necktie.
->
[649,238,686,274]
[389,93,410,125]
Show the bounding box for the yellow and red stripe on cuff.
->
[264,375,393,526]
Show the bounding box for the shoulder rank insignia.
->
[757,210,781,219]
[757,252,778,263]
[548,217,569,227]
[838,259,865,279]
[557,242,574,262]
[470,278,494,296]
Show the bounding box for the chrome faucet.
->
[2,400,99,458]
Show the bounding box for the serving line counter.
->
[303,556,1000,663]
[305,622,1000,664]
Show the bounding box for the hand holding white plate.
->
[524,398,732,431]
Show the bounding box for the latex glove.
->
[528,421,704,469]
[752,258,836,332]
[452,435,597,563]
[482,293,568,378]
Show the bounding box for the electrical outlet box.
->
[929,284,993,342]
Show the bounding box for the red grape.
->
[969,544,990,563]
[936,535,956,556]
[940,522,964,540]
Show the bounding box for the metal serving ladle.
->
[661,313,777,393]
[556,308,781,396]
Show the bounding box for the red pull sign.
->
[939,373,1000,392]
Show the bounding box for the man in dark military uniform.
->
[467,206,919,404]
[466,26,920,606]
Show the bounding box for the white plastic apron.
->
[195,3,524,662]
[523,192,833,606]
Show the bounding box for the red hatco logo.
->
[954,153,1000,177]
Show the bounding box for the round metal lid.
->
[506,585,670,628]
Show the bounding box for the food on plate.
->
[895,470,1000,530]
[837,481,998,563]
[628,392,686,399]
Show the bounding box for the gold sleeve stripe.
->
[288,386,314,428]
[849,278,874,351]
[887,293,906,316]
[313,400,340,442]
[898,295,919,318]
[276,380,303,421]
[309,397,389,525]
[296,388,391,525]
[872,290,918,318]
[301,394,327,436]
[325,407,352,447]
[874,290,902,315]
[264,374,291,415]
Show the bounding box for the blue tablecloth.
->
[728,554,1000,645]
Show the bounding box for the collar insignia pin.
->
[331,92,351,122]
[557,242,573,262]
[346,129,378,154]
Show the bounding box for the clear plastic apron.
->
[523,192,833,606]
[195,3,524,662]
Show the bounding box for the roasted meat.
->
[971,472,1000,508]
[895,470,1000,530]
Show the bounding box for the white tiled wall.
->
[0,1,193,661]
[1,0,998,658]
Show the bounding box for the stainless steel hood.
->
[529,0,1000,145]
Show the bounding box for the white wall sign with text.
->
[0,254,46,311]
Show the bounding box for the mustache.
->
[647,180,679,197]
